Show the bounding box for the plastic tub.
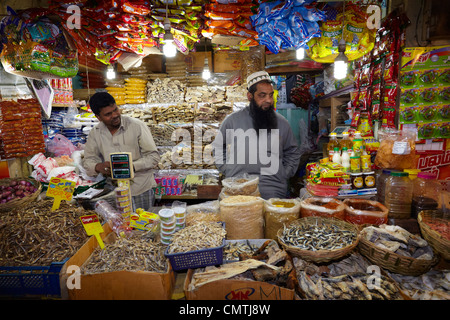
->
[343,199,388,225]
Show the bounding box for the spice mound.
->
[280,222,357,251]
[82,234,168,274]
[0,200,88,266]
[167,222,226,254]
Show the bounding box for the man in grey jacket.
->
[213,71,301,199]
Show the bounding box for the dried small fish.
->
[280,222,356,251]
[0,200,88,266]
[167,222,226,254]
[82,233,167,274]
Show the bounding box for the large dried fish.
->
[0,200,88,266]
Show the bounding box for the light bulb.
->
[202,67,211,80]
[296,48,305,60]
[334,60,348,80]
[163,40,176,58]
[106,66,115,80]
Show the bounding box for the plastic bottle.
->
[339,132,353,154]
[360,146,371,172]
[411,172,441,218]
[332,147,341,164]
[349,148,361,173]
[341,147,350,172]
[385,171,413,219]
[352,131,364,156]
[327,133,340,161]
[376,169,391,204]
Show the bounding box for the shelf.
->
[318,84,355,101]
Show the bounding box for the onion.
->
[10,180,17,187]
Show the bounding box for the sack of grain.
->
[221,174,259,196]
[264,198,301,240]
[220,195,264,239]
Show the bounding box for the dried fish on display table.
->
[0,200,88,266]
[146,78,185,104]
[82,233,168,274]
[167,222,226,254]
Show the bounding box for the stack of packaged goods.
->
[106,78,126,106]
[0,99,45,159]
[159,208,176,245]
[306,160,349,197]
[50,78,73,105]
[204,0,258,48]
[124,77,147,105]
[115,186,132,224]
[252,0,325,54]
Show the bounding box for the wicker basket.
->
[277,216,360,263]
[0,178,42,212]
[418,210,450,261]
[358,231,439,276]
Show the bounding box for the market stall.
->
[0,0,448,303]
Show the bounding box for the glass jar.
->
[385,171,413,219]
[376,169,392,205]
[411,172,441,218]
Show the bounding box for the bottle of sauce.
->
[327,133,340,161]
[361,146,371,172]
[352,131,364,156]
[350,148,361,173]
[411,172,440,218]
[339,131,353,154]
[341,147,350,172]
[332,147,341,164]
[385,171,413,219]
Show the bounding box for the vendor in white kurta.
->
[82,92,160,210]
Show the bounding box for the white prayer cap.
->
[246,70,272,90]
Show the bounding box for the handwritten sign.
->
[46,177,76,211]
[80,214,105,249]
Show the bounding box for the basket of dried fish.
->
[164,222,227,271]
[0,178,42,212]
[277,216,359,263]
[417,210,450,261]
[358,224,439,276]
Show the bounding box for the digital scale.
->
[110,152,134,180]
[329,126,350,138]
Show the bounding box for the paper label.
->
[392,141,410,155]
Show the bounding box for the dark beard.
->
[249,98,278,133]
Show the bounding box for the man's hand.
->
[95,161,111,176]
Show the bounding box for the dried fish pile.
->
[82,234,168,274]
[185,86,226,103]
[226,85,248,102]
[120,107,154,125]
[386,269,450,300]
[279,222,357,251]
[150,124,177,147]
[297,271,402,300]
[0,201,88,266]
[167,222,226,254]
[223,241,260,261]
[194,103,233,122]
[146,78,185,104]
[362,224,434,260]
[153,103,195,123]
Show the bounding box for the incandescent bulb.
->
[334,60,348,80]
[296,48,305,60]
[163,40,176,58]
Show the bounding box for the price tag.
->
[46,177,76,211]
[80,214,105,249]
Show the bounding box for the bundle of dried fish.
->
[82,233,167,274]
[146,78,185,104]
[185,86,226,103]
[120,107,154,125]
[386,269,450,300]
[167,222,226,254]
[0,200,88,266]
[297,271,402,300]
[361,224,434,260]
[223,241,260,261]
[149,123,177,146]
[279,222,357,251]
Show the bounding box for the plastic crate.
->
[164,223,225,271]
[0,260,67,297]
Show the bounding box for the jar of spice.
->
[411,172,441,218]
[385,171,413,219]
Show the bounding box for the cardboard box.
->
[213,51,242,73]
[60,222,175,300]
[185,52,212,73]
[184,269,295,300]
